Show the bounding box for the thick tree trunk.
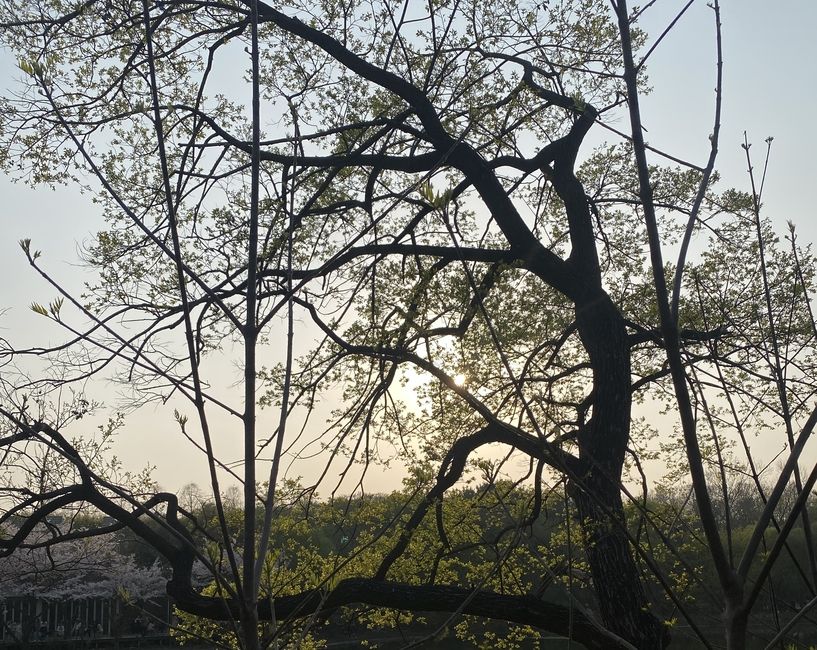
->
[573,475,668,649]
[573,291,669,649]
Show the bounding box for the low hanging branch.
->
[168,577,636,650]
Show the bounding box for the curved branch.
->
[169,577,635,650]
[375,422,580,580]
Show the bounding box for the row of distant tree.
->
[9,473,814,648]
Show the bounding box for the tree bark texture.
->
[573,290,670,649]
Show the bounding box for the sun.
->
[453,373,466,386]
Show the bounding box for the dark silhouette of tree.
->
[2,1,817,649]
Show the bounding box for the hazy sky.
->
[0,1,815,493]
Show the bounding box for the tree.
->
[0,529,166,603]
[2,1,817,649]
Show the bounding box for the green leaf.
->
[48,297,64,319]
[419,182,435,203]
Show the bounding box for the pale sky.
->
[0,1,815,494]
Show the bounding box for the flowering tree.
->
[0,531,165,602]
